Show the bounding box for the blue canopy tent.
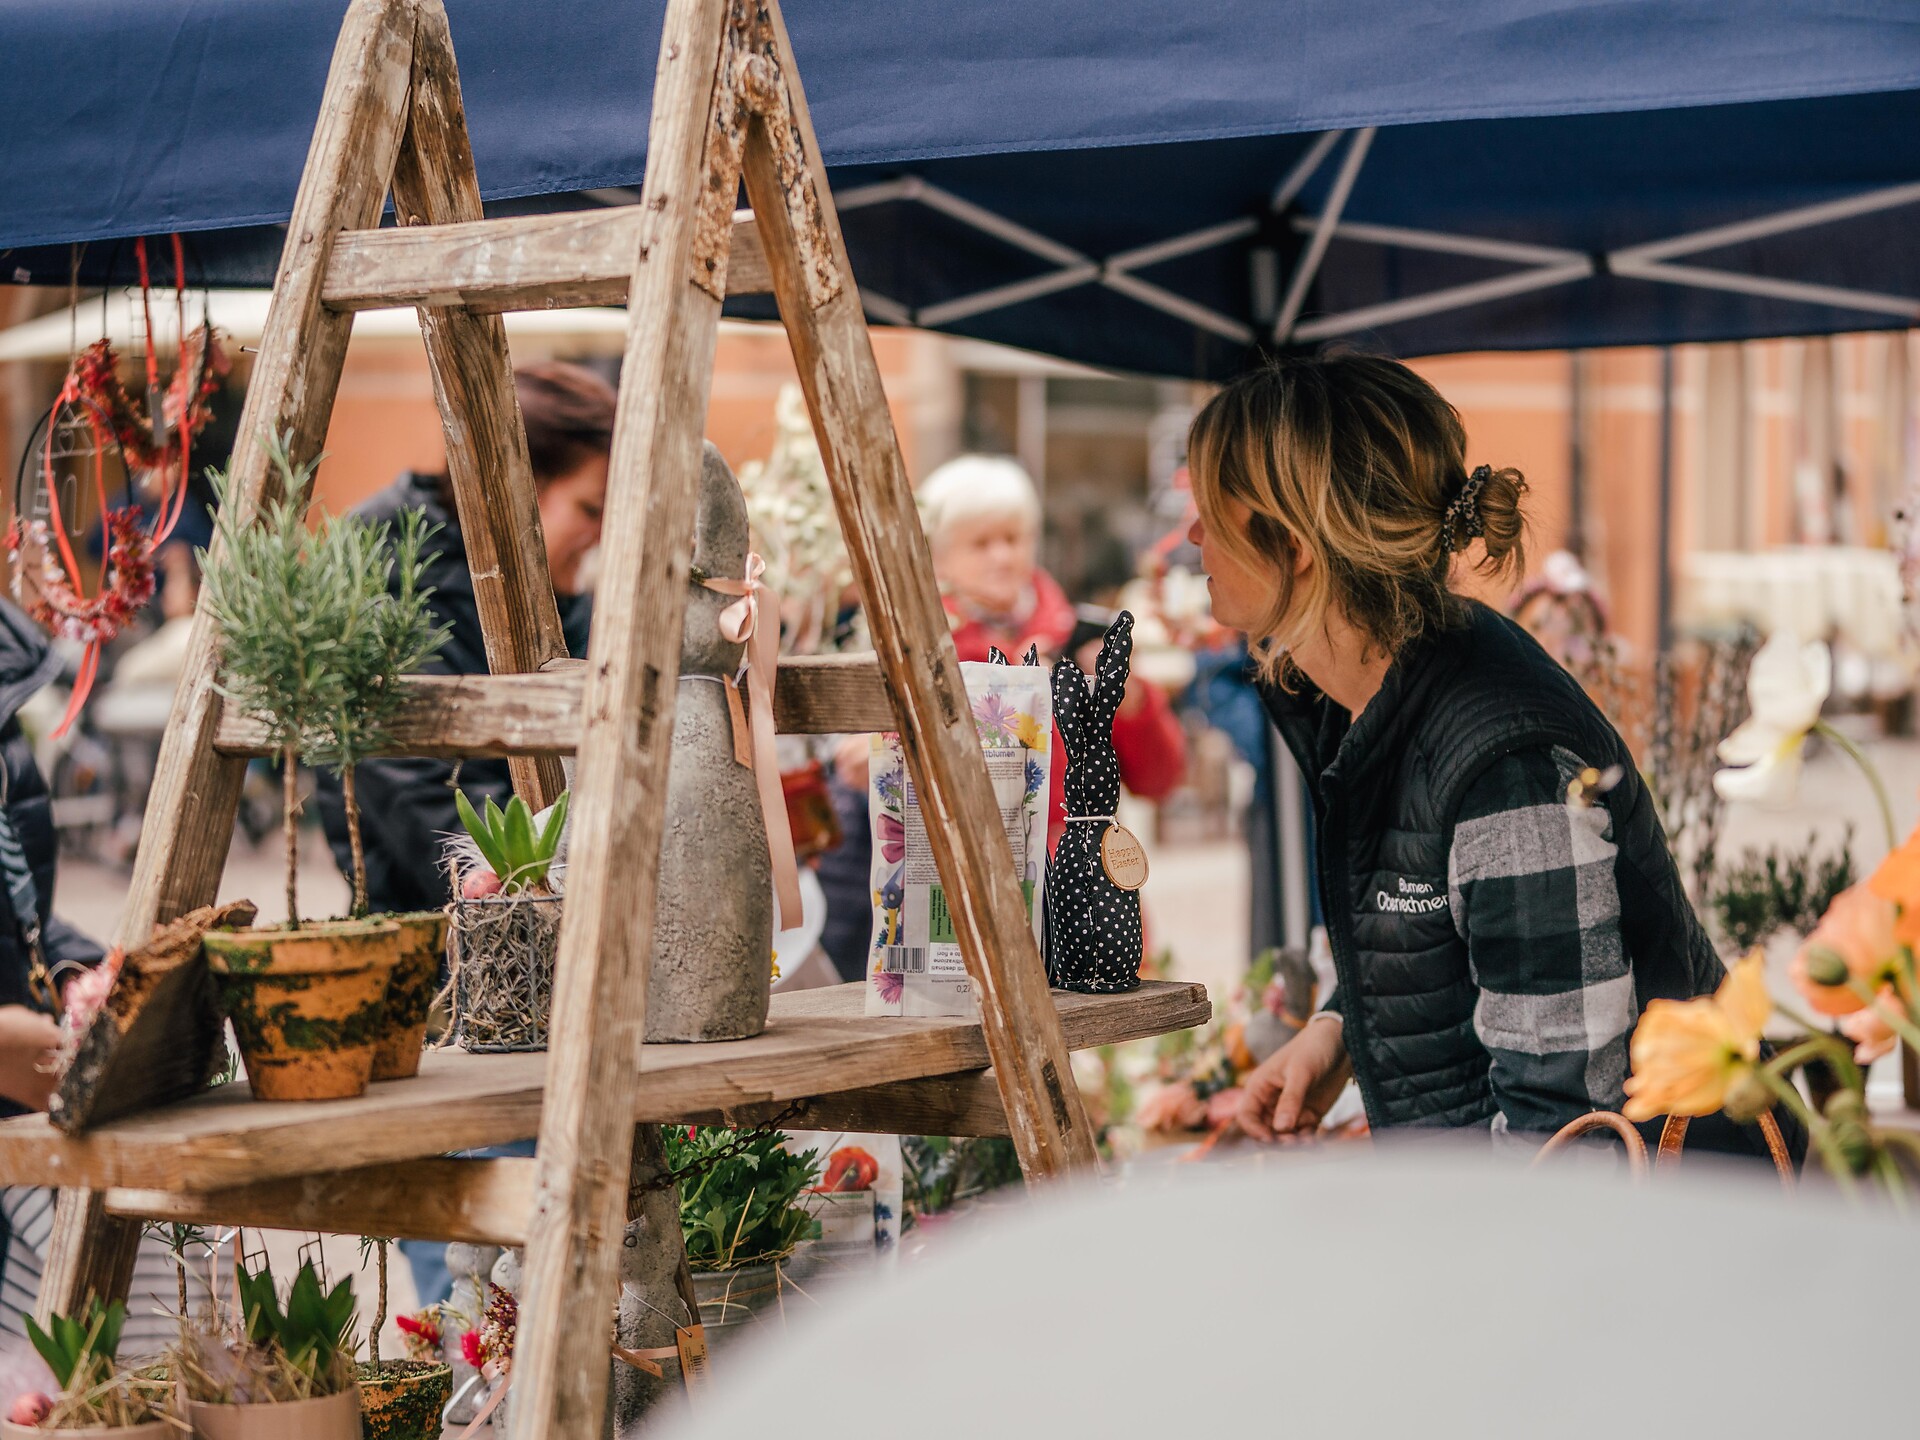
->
[4,1,1919,377]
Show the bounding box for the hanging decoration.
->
[6,235,228,736]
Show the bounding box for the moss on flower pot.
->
[204,919,401,1101]
[370,912,448,1081]
[355,1360,451,1440]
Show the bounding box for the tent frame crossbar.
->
[824,148,1920,347]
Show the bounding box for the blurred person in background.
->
[315,360,611,917]
[313,361,612,1309]
[0,598,201,1396]
[817,454,1186,979]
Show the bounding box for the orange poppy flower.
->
[1868,821,1920,947]
[1623,952,1770,1122]
[1792,884,1900,1017]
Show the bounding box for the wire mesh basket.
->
[449,890,563,1053]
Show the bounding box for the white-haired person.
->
[914,454,1185,847]
[816,454,1186,979]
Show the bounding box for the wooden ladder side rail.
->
[507,0,742,1435]
[394,1,568,809]
[210,653,897,755]
[34,0,421,1324]
[322,208,773,311]
[741,0,1099,1181]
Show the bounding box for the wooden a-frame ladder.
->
[36,0,1103,1433]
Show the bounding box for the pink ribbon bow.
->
[703,553,804,932]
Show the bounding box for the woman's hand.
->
[1235,1017,1351,1142]
[0,1005,62,1113]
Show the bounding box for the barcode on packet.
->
[881,945,928,974]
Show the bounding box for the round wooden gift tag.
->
[1098,823,1149,890]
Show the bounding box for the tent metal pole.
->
[1102,270,1255,343]
[834,176,924,212]
[1291,259,1592,342]
[1611,181,1920,265]
[1270,129,1344,213]
[1656,346,1676,653]
[1108,217,1259,272]
[1286,214,1586,267]
[917,263,1100,326]
[1608,257,1920,319]
[1274,127,1374,343]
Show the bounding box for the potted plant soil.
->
[4,1300,172,1438]
[170,1257,359,1440]
[197,433,448,1100]
[663,1125,819,1351]
[447,792,569,1052]
[354,1237,450,1440]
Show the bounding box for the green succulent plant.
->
[26,1298,126,1393]
[456,790,569,894]
[233,1259,357,1393]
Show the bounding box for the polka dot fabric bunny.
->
[1044,611,1144,993]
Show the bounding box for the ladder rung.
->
[212,652,892,757]
[322,207,770,312]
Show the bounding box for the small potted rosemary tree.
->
[310,498,452,1081]
[354,1235,450,1440]
[196,433,433,1100]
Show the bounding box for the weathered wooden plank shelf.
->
[0,981,1207,1194]
[211,652,896,756]
[323,208,770,312]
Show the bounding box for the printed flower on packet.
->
[971,693,1015,738]
[1622,952,1770,1121]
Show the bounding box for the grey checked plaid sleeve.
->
[1448,745,1634,1141]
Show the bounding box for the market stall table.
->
[0,982,1208,1202]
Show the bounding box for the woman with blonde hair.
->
[1189,355,1797,1160]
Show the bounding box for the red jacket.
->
[945,569,1186,850]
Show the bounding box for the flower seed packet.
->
[865,659,1051,1017]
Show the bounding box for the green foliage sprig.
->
[26,1298,125,1393]
[21,1298,163,1428]
[1709,828,1856,952]
[232,1260,358,1395]
[661,1125,819,1271]
[199,431,449,921]
[900,1135,1022,1221]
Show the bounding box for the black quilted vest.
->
[1260,603,1726,1130]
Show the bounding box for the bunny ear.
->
[1050,653,1084,729]
[987,646,1009,665]
[1022,643,1040,667]
[1092,611,1136,711]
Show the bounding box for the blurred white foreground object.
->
[660,1150,1912,1439]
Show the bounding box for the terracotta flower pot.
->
[2,1422,172,1439]
[355,1360,451,1440]
[186,1389,361,1440]
[369,913,448,1082]
[204,919,401,1102]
